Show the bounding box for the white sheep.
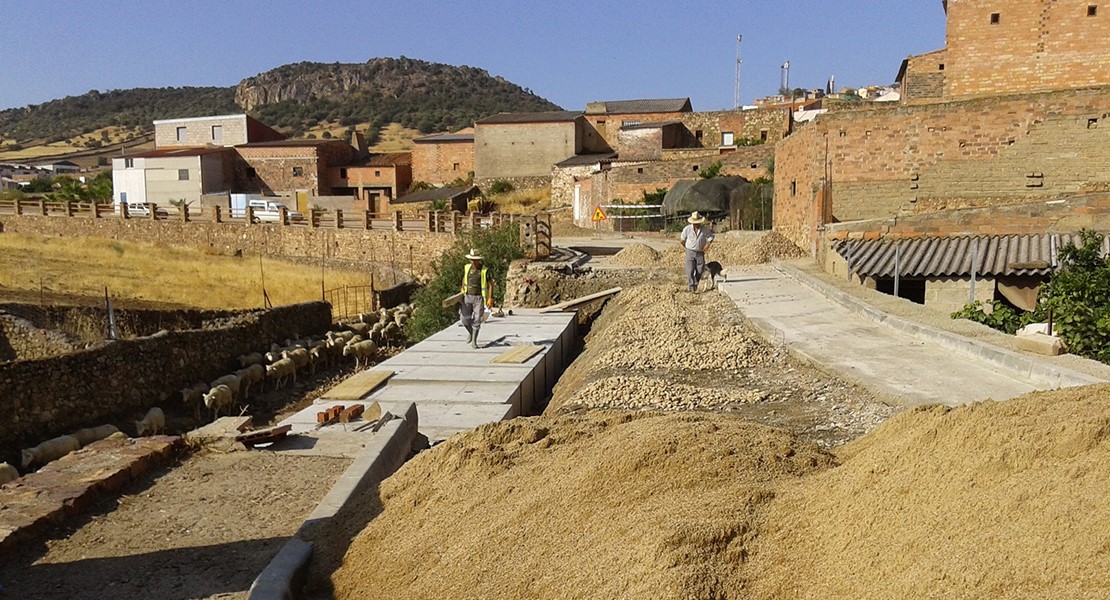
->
[72,424,120,447]
[21,435,81,469]
[210,373,242,399]
[0,462,19,485]
[235,364,265,398]
[265,357,297,388]
[282,347,310,370]
[327,330,355,346]
[343,339,378,369]
[135,407,166,437]
[203,384,234,419]
[238,352,265,368]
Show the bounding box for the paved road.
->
[720,265,1040,407]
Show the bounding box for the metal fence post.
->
[969,238,979,304]
[893,243,901,299]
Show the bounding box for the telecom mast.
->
[733,35,743,109]
[781,61,791,97]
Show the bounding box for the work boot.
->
[470,330,480,349]
[464,324,473,344]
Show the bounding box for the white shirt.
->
[680,224,714,252]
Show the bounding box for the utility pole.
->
[781,61,791,97]
[733,34,743,110]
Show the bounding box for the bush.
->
[698,162,723,179]
[406,224,525,343]
[488,180,514,195]
[1039,230,1110,363]
[951,300,1030,335]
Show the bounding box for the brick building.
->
[899,0,1110,104]
[234,140,358,212]
[411,130,474,186]
[583,98,693,148]
[473,111,608,189]
[331,153,413,213]
[153,114,285,148]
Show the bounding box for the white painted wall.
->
[112,157,147,204]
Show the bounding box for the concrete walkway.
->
[720,265,1040,407]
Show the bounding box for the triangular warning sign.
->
[592,206,608,222]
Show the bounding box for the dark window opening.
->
[875,277,926,304]
[1088,5,1097,16]
[695,130,703,140]
[990,12,1000,24]
[790,181,797,196]
[339,168,347,178]
[177,169,189,181]
[597,119,606,125]
[760,129,769,141]
[1089,118,1099,129]
[938,63,945,71]
[124,158,134,168]
[637,167,644,174]
[452,163,460,171]
[292,167,304,177]
[374,170,381,177]
[692,165,700,172]
[751,163,758,169]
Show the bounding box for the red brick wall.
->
[412,140,475,185]
[944,0,1110,99]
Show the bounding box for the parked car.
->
[248,199,303,223]
[118,202,169,218]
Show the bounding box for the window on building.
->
[597,120,606,125]
[622,120,641,127]
[939,63,946,71]
[124,158,134,168]
[1089,5,1098,16]
[292,166,304,177]
[722,131,735,146]
[176,126,187,142]
[790,181,797,196]
[637,167,644,174]
[695,130,703,140]
[178,169,189,181]
[761,129,769,141]
[339,168,348,179]
[692,165,700,172]
[246,167,257,178]
[211,125,222,142]
[374,170,381,177]
[990,12,1000,24]
[452,163,460,171]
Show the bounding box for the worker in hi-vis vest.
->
[459,248,494,348]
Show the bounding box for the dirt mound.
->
[609,242,663,267]
[656,230,806,267]
[748,383,1110,599]
[329,411,836,600]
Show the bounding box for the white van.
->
[249,199,303,223]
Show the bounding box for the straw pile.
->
[329,411,835,600]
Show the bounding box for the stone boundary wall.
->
[0,304,245,343]
[0,302,331,467]
[0,215,458,277]
[475,176,551,193]
[0,313,79,362]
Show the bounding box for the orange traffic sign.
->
[592,206,608,222]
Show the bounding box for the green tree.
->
[488,180,514,195]
[1038,230,1110,363]
[698,161,723,179]
[47,176,88,202]
[86,172,113,202]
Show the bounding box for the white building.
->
[112,147,231,206]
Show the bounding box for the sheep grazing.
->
[235,364,265,398]
[266,357,297,389]
[72,424,120,447]
[343,339,378,369]
[282,347,310,370]
[203,384,234,419]
[135,407,166,437]
[210,373,242,400]
[0,462,19,485]
[180,381,210,420]
[347,322,370,336]
[21,435,81,469]
[238,352,265,368]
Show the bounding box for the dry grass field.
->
[300,122,422,153]
[0,233,373,309]
[487,187,551,214]
[0,126,144,162]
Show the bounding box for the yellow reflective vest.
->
[461,264,489,299]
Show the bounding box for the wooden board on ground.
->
[235,424,292,447]
[490,345,543,364]
[442,292,464,308]
[185,416,253,445]
[539,287,622,313]
[322,370,395,400]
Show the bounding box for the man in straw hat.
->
[679,211,714,292]
[459,248,494,348]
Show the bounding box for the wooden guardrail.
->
[0,199,552,257]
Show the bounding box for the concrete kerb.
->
[772,261,1106,389]
[247,402,419,600]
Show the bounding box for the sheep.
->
[21,435,81,469]
[180,381,210,420]
[347,322,370,336]
[72,424,120,447]
[203,384,234,419]
[327,330,356,346]
[135,407,166,437]
[0,462,19,485]
[238,352,265,368]
[210,373,242,400]
[307,345,326,374]
[282,347,310,370]
[235,364,265,398]
[266,357,297,389]
[343,339,378,369]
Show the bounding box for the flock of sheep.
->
[0,303,416,487]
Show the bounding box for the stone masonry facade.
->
[774,87,1110,252]
[412,139,475,186]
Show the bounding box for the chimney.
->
[353,132,369,158]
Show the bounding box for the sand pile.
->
[657,230,807,267]
[608,242,663,267]
[329,411,835,600]
[571,375,764,411]
[747,383,1110,599]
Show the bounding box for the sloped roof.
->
[414,133,475,143]
[585,98,692,115]
[238,139,349,148]
[555,152,618,167]
[363,152,411,167]
[836,233,1109,279]
[123,147,231,158]
[476,111,583,124]
[395,185,480,204]
[619,120,684,131]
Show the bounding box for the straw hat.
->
[465,248,484,260]
[687,211,707,224]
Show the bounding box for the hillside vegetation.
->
[0,57,560,149]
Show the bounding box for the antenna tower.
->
[781,61,791,96]
[733,35,743,109]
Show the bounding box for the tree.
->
[698,162,723,179]
[1038,230,1110,363]
[86,173,113,202]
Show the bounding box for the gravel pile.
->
[571,375,764,411]
[608,243,662,267]
[611,231,807,268]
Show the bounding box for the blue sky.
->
[0,1,947,112]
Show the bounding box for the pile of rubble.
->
[608,243,662,267]
[570,375,764,411]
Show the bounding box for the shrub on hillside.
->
[488,180,514,195]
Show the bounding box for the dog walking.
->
[679,212,714,292]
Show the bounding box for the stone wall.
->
[901,49,947,103]
[474,175,552,193]
[475,121,582,179]
[412,140,475,185]
[0,314,80,362]
[0,302,331,467]
[0,214,459,277]
[774,87,1110,252]
[944,0,1110,100]
[551,164,600,209]
[0,304,247,343]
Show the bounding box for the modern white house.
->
[111,147,232,206]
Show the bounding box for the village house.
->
[331,152,413,213]
[411,129,474,186]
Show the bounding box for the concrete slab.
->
[721,265,1040,407]
[376,400,515,430]
[363,380,521,405]
[377,349,545,369]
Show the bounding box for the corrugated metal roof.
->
[836,234,1109,279]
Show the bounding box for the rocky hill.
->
[0,57,560,146]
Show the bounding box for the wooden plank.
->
[539,287,622,313]
[321,370,395,401]
[442,292,464,308]
[235,424,292,447]
[490,345,543,364]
